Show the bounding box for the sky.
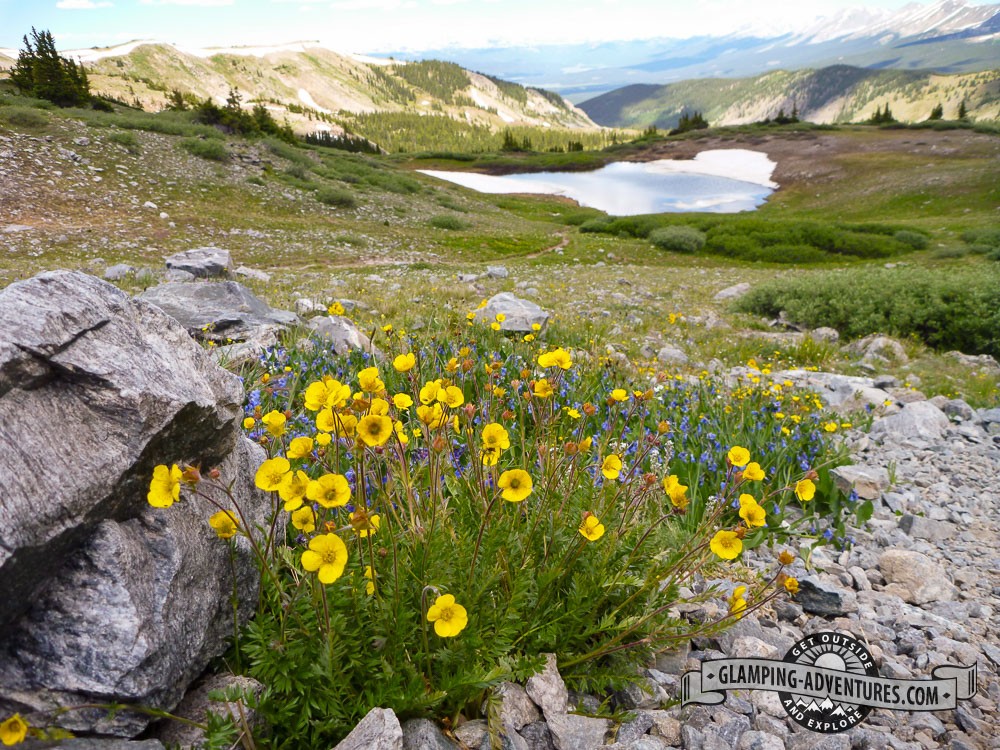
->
[0,0,991,54]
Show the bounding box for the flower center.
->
[322,549,339,564]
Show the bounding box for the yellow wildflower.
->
[148,464,183,508]
[393,393,414,410]
[358,414,393,447]
[610,388,628,402]
[417,403,446,429]
[498,469,533,502]
[254,457,290,493]
[738,494,767,528]
[260,410,286,438]
[349,511,380,538]
[601,454,622,480]
[208,510,239,540]
[795,479,816,502]
[663,475,688,509]
[328,301,346,316]
[742,462,765,482]
[727,445,750,468]
[357,366,385,394]
[537,347,572,370]
[364,565,376,596]
[426,594,468,638]
[278,469,310,511]
[304,378,351,411]
[291,506,316,534]
[307,473,351,508]
[784,577,800,595]
[579,513,606,541]
[710,530,743,560]
[419,379,442,405]
[286,436,314,460]
[439,385,465,408]
[393,352,415,372]
[0,715,29,746]
[300,533,348,584]
[533,379,554,399]
[242,417,255,430]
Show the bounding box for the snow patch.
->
[298,88,330,114]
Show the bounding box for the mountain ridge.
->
[579,65,1000,128]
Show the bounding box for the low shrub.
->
[119,316,855,748]
[0,106,49,129]
[735,265,1000,356]
[649,226,706,253]
[578,218,612,233]
[428,214,467,230]
[108,130,140,154]
[315,186,358,209]
[179,137,228,162]
[893,230,929,250]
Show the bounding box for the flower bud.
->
[582,402,596,416]
[657,420,670,434]
[564,441,579,456]
[207,467,221,480]
[181,465,202,484]
[432,435,447,453]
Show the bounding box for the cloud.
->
[140,0,234,5]
[56,0,113,8]
[329,0,405,9]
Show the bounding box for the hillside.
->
[580,66,1000,128]
[55,42,596,136]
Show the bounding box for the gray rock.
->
[165,269,196,282]
[402,718,456,749]
[452,720,488,749]
[607,738,671,750]
[486,265,509,279]
[613,678,662,710]
[941,398,974,422]
[525,654,568,718]
[615,711,654,744]
[103,263,136,281]
[870,401,951,444]
[545,713,611,750]
[898,514,956,542]
[0,271,267,735]
[143,200,158,209]
[731,636,780,660]
[473,293,549,333]
[739,731,785,750]
[232,265,272,283]
[493,681,542,731]
[656,346,689,367]
[152,673,264,749]
[646,710,680,744]
[334,707,403,750]
[139,281,298,343]
[308,315,378,357]
[795,576,858,617]
[165,247,232,278]
[810,327,840,343]
[946,351,1000,375]
[978,407,1000,434]
[879,549,956,605]
[714,283,751,301]
[852,335,908,364]
[831,465,890,501]
[786,734,850,750]
[295,297,322,315]
[518,720,555,750]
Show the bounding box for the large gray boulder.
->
[473,293,549,333]
[0,271,268,736]
[138,280,298,343]
[165,247,231,278]
[308,315,377,356]
[870,401,950,444]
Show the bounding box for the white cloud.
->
[56,0,113,8]
[140,0,234,5]
[329,0,405,9]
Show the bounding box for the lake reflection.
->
[419,150,777,216]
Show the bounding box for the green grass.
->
[179,137,229,161]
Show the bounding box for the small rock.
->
[295,298,322,315]
[714,283,751,301]
[233,266,272,283]
[486,265,509,279]
[525,654,568,718]
[453,720,488,749]
[165,247,232,278]
[493,682,542,732]
[473,293,549,333]
[656,346,689,367]
[103,263,136,281]
[794,576,857,616]
[308,316,378,357]
[898,514,956,542]
[810,327,840,343]
[739,730,785,750]
[143,201,158,210]
[333,707,403,750]
[831,464,890,501]
[402,718,455,750]
[879,549,956,605]
[545,713,611,750]
[518,720,554,750]
[615,711,654,744]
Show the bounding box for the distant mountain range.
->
[0,42,595,133]
[390,0,1000,101]
[579,65,1000,128]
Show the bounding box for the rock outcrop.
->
[0,271,267,736]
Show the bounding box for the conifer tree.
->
[10,28,91,107]
[958,100,968,120]
[929,103,943,120]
